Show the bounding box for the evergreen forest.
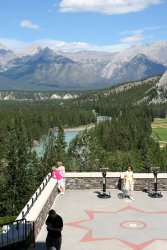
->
[1,76,167,217]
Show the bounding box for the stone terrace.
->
[36,189,167,250]
[34,172,167,250]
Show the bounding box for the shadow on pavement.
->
[35,241,46,250]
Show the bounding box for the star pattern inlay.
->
[65,206,167,250]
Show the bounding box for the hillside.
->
[73,75,162,108]
[0,73,166,103]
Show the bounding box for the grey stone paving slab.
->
[36,189,167,250]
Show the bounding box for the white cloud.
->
[118,25,167,44]
[36,39,90,51]
[0,38,129,53]
[119,26,166,36]
[118,29,143,36]
[20,20,40,30]
[144,25,167,31]
[0,38,29,50]
[120,33,144,44]
[33,39,129,52]
[59,0,162,15]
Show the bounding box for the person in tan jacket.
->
[124,165,134,200]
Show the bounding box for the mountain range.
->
[0,71,167,103]
[0,41,167,90]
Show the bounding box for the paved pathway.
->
[36,189,167,250]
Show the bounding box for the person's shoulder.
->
[46,216,52,223]
[57,214,63,220]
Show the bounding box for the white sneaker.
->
[60,192,64,195]
[130,196,134,200]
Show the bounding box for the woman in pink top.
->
[52,166,65,194]
[57,161,66,191]
[57,162,65,178]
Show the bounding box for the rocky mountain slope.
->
[0,41,167,90]
[102,54,166,84]
[149,71,167,104]
[0,90,80,101]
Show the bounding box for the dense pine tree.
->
[55,126,67,162]
[42,130,58,175]
[3,113,40,215]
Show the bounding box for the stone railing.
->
[65,172,167,191]
[21,173,52,219]
[16,173,58,239]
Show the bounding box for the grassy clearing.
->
[151,118,167,147]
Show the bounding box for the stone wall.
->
[65,172,167,191]
[34,187,58,239]
[66,177,119,190]
[132,178,167,191]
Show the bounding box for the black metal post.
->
[98,168,111,199]
[102,171,106,193]
[154,171,158,192]
[22,211,25,219]
[148,169,163,198]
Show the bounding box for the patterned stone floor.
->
[36,189,167,250]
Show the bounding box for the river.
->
[33,116,111,157]
[32,130,80,158]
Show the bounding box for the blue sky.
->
[0,0,167,52]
